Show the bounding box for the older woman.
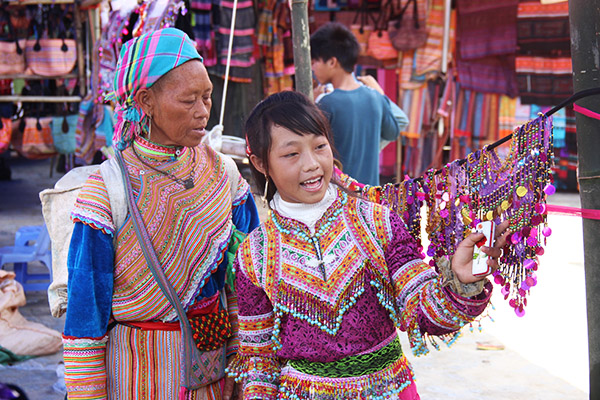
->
[62,28,259,399]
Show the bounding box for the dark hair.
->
[310,22,359,73]
[245,91,334,202]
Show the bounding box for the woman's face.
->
[256,125,333,204]
[145,60,213,147]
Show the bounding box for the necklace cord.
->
[132,145,196,188]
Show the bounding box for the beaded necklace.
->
[270,191,348,281]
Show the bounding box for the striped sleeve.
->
[226,239,283,399]
[386,212,491,356]
[71,171,116,236]
[62,335,109,399]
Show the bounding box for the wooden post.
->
[290,0,314,100]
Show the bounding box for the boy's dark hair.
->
[245,91,335,202]
[310,22,359,73]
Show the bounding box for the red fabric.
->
[124,295,220,331]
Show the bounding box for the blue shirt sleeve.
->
[64,222,114,338]
[232,192,260,234]
[381,95,401,142]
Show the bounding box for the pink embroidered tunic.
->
[229,187,492,399]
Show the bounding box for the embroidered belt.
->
[288,336,402,378]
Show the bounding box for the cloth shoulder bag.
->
[388,0,429,51]
[350,0,375,56]
[25,37,77,76]
[115,150,228,390]
[39,157,127,318]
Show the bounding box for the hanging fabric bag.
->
[0,9,26,74]
[0,118,12,153]
[388,0,429,51]
[367,0,398,60]
[350,0,375,56]
[25,10,77,76]
[51,113,77,155]
[12,108,56,159]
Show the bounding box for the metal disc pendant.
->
[182,178,194,190]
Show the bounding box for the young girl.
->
[227,91,509,399]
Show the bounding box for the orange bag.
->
[0,40,26,75]
[0,118,12,153]
[350,1,376,56]
[367,30,398,60]
[11,117,56,159]
[366,0,398,61]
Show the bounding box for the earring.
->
[147,115,152,141]
[261,176,269,207]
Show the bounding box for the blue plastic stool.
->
[0,224,52,292]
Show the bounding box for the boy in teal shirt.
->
[311,22,407,185]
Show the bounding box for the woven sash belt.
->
[288,336,402,378]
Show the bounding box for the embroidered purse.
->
[189,299,232,351]
[116,150,228,391]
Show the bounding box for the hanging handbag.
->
[51,114,77,155]
[388,0,429,51]
[115,150,228,391]
[0,118,12,153]
[0,9,26,75]
[350,0,375,56]
[25,12,77,77]
[25,37,77,76]
[367,0,398,61]
[12,115,56,159]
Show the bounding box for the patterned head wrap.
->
[106,27,203,149]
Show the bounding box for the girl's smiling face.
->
[252,124,334,204]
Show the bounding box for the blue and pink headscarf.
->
[106,28,203,149]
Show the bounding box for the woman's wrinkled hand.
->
[451,220,511,284]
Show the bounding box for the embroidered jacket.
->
[229,188,492,399]
[62,138,260,399]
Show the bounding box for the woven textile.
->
[63,137,257,399]
[72,139,240,321]
[229,187,492,399]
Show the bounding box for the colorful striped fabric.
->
[108,28,203,148]
[66,137,254,399]
[414,0,456,77]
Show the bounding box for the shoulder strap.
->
[114,150,210,391]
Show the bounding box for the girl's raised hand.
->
[451,220,511,284]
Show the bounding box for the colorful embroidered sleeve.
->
[63,222,115,399]
[71,170,116,236]
[385,212,492,356]
[227,238,284,400]
[225,285,240,358]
